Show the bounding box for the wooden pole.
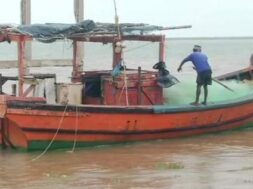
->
[159,35,166,62]
[137,67,142,105]
[21,0,32,61]
[0,74,2,94]
[73,0,84,74]
[113,40,123,68]
[193,67,234,93]
[72,40,81,83]
[74,0,84,22]
[18,36,26,96]
[11,84,17,96]
[212,78,235,93]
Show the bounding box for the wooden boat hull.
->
[215,66,253,81]
[1,95,253,151]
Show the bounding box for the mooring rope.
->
[118,80,126,103]
[122,60,129,106]
[31,104,69,161]
[69,106,79,153]
[116,60,129,105]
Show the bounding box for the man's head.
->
[193,45,202,52]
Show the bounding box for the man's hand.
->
[177,66,182,72]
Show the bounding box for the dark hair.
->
[193,45,201,52]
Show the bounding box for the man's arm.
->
[177,56,191,72]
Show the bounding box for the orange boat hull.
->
[1,95,253,151]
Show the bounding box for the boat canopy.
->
[0,20,191,43]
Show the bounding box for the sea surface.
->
[1,38,253,189]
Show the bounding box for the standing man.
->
[177,45,212,105]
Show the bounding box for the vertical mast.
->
[159,35,166,62]
[113,0,121,39]
[112,0,123,68]
[72,0,84,82]
[18,36,26,96]
[21,0,31,62]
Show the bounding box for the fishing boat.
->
[215,66,253,81]
[0,20,253,151]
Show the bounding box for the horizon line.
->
[167,36,253,40]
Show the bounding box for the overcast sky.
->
[0,0,252,37]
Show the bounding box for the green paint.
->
[26,140,125,152]
[164,77,253,105]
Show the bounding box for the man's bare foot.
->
[201,101,207,105]
[190,102,200,106]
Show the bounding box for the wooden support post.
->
[21,0,31,24]
[0,74,2,94]
[74,0,84,23]
[18,36,26,96]
[11,84,17,96]
[112,40,123,68]
[21,0,32,61]
[74,0,84,73]
[159,35,166,62]
[72,40,81,83]
[137,67,142,105]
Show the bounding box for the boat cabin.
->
[81,69,162,105]
[0,24,169,106]
[70,35,166,105]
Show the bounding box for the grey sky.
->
[0,0,252,37]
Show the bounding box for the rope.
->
[118,81,126,103]
[117,60,129,105]
[122,62,129,106]
[31,104,69,161]
[113,0,129,105]
[124,42,154,53]
[69,106,79,152]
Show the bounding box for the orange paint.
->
[1,96,253,150]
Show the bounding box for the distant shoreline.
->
[167,36,253,40]
[0,59,72,69]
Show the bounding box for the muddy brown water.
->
[1,128,253,189]
[1,38,253,188]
